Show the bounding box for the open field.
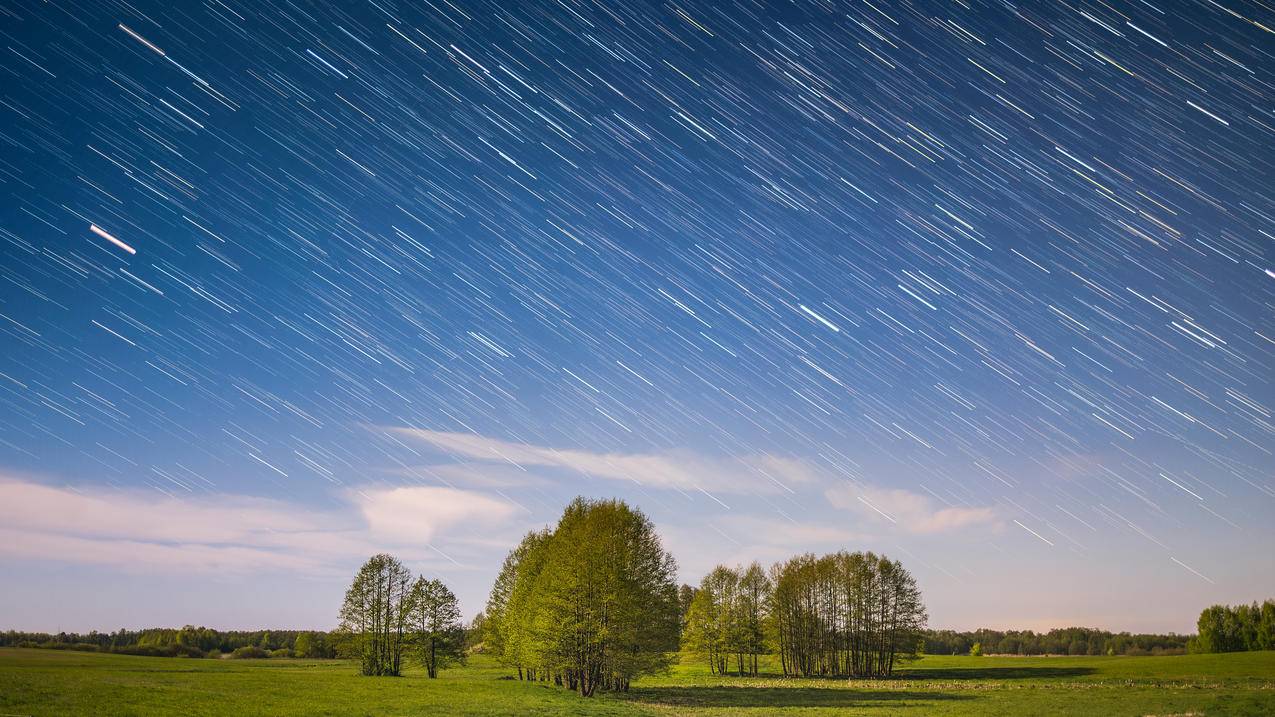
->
[1,648,1272,716]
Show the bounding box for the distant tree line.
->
[922,627,1190,657]
[681,552,926,679]
[1190,600,1275,653]
[0,627,338,659]
[482,497,680,696]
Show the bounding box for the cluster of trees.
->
[482,497,680,696]
[681,552,926,679]
[769,552,925,678]
[681,564,770,676]
[1191,600,1275,653]
[337,553,464,678]
[922,627,1190,657]
[0,627,337,659]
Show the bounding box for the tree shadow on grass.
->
[620,686,970,709]
[900,666,1097,681]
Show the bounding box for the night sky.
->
[1,0,1272,632]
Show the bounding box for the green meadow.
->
[2,647,1272,716]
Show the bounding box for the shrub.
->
[294,631,333,658]
[41,642,98,652]
[112,644,204,658]
[270,648,294,658]
[969,642,983,657]
[173,644,205,658]
[230,646,270,659]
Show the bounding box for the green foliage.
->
[483,497,680,696]
[1192,600,1275,653]
[408,577,465,678]
[293,632,313,658]
[338,554,414,676]
[484,528,550,675]
[682,563,770,676]
[466,612,487,652]
[0,628,338,658]
[230,646,270,659]
[114,644,205,658]
[923,627,1189,656]
[336,554,467,678]
[969,642,982,657]
[677,584,697,631]
[769,551,926,678]
[293,631,334,659]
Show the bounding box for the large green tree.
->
[484,497,680,696]
[488,529,552,680]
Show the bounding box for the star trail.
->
[0,0,1272,630]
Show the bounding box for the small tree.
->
[408,577,466,678]
[738,562,770,676]
[339,554,414,676]
[682,587,720,673]
[294,632,315,658]
[678,584,697,629]
[294,631,329,659]
[970,642,983,657]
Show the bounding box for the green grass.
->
[1,648,1272,716]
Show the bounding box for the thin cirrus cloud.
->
[393,428,996,537]
[390,428,817,494]
[826,483,997,534]
[656,515,879,580]
[0,476,518,574]
[392,423,989,535]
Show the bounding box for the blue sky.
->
[1,0,1272,634]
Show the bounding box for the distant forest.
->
[0,624,1192,659]
[0,627,337,659]
[922,627,1188,656]
[10,601,1273,660]
[8,601,1272,661]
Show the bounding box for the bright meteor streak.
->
[89,224,136,255]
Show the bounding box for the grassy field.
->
[1,647,1272,716]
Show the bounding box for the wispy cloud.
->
[391,428,997,535]
[711,514,871,547]
[825,483,996,534]
[391,428,815,494]
[358,485,518,544]
[658,515,874,579]
[0,477,518,574]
